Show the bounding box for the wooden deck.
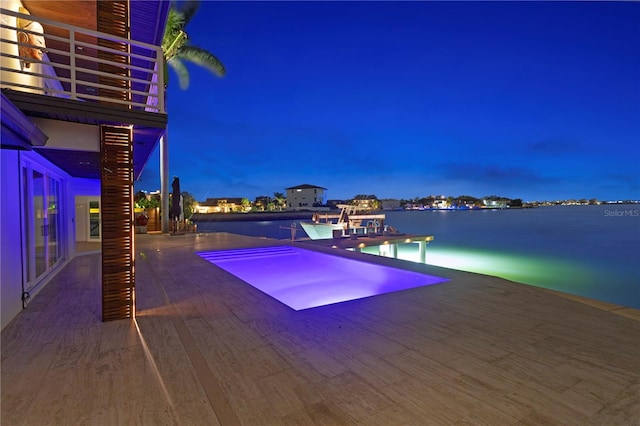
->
[2,232,638,425]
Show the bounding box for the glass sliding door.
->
[22,163,64,291]
[47,176,61,267]
[32,169,46,279]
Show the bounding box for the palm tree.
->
[273,192,286,211]
[181,191,197,218]
[162,0,226,89]
[160,0,226,232]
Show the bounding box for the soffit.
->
[34,125,161,180]
[4,90,165,180]
[0,93,48,150]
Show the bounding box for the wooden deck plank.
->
[2,232,638,425]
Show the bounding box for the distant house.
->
[196,198,248,213]
[286,184,327,210]
[352,194,379,210]
[432,199,450,209]
[254,195,271,211]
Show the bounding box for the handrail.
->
[1,8,162,52]
[0,7,165,113]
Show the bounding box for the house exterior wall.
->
[1,149,23,328]
[196,198,247,213]
[195,205,219,214]
[286,187,326,209]
[31,119,100,151]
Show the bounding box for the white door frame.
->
[87,197,102,242]
[21,159,65,293]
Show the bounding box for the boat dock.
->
[300,233,435,263]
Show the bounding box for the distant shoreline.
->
[190,211,316,222]
[189,203,637,223]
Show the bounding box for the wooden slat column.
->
[97,1,130,107]
[101,125,134,321]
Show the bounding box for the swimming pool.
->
[198,246,448,310]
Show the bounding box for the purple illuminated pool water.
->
[198,246,449,310]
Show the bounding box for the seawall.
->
[190,211,316,222]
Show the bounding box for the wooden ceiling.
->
[18,1,169,51]
[21,1,97,32]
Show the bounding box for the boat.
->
[299,204,390,240]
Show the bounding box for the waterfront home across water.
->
[286,183,327,210]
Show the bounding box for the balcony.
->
[0,7,164,114]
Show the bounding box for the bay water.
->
[196,205,640,309]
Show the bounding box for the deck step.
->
[197,245,297,262]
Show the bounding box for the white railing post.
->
[157,56,165,113]
[160,131,170,233]
[69,29,76,100]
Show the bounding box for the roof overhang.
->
[3,89,166,179]
[0,92,48,150]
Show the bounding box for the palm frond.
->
[178,0,200,26]
[168,58,190,89]
[162,8,186,55]
[177,45,226,77]
[162,1,225,89]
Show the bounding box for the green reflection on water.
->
[362,243,592,294]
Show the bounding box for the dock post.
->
[390,244,398,258]
[418,240,427,263]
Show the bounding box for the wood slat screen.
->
[101,125,134,321]
[145,207,160,232]
[96,1,130,107]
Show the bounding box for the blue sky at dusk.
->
[135,1,640,202]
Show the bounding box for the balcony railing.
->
[0,8,164,113]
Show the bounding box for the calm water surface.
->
[196,205,640,308]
